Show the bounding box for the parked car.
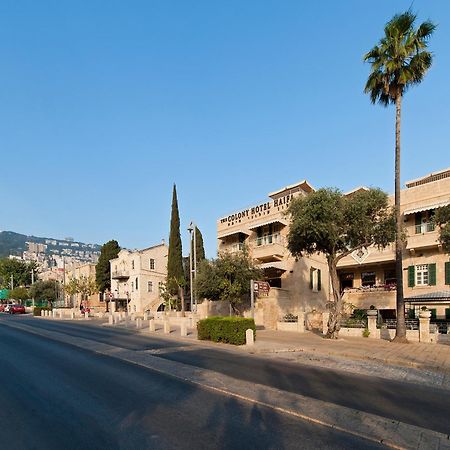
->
[4,304,13,313]
[9,304,25,314]
[0,304,7,312]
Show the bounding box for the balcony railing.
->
[111,271,130,279]
[415,222,435,234]
[230,243,245,252]
[256,233,282,246]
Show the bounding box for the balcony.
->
[111,270,130,280]
[406,228,440,251]
[252,233,285,262]
[342,285,397,310]
[230,243,245,253]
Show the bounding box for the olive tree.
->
[287,188,395,339]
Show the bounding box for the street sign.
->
[253,281,270,294]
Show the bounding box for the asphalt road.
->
[0,315,382,450]
[6,315,450,436]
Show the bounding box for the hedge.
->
[197,316,256,345]
[33,307,52,316]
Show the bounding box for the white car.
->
[4,303,14,313]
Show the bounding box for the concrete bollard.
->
[367,314,378,338]
[322,312,330,335]
[149,319,155,332]
[40,310,44,317]
[136,318,142,329]
[246,328,255,346]
[52,310,56,319]
[84,312,89,320]
[70,311,75,320]
[164,320,170,334]
[109,315,114,325]
[143,312,148,321]
[180,322,187,337]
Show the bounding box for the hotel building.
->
[217,168,450,329]
[217,180,330,329]
[109,242,168,313]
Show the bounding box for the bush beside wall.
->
[197,316,256,345]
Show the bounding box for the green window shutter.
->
[408,266,415,287]
[445,262,450,285]
[446,308,450,320]
[430,308,437,320]
[428,263,436,286]
[317,269,321,291]
[309,268,314,290]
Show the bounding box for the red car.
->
[9,304,25,314]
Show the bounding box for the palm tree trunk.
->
[393,92,407,343]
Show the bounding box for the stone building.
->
[109,242,168,313]
[65,263,103,311]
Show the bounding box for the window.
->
[149,258,155,270]
[416,264,429,286]
[135,277,138,291]
[131,260,135,270]
[361,272,376,287]
[415,211,435,234]
[384,270,396,286]
[131,282,134,292]
[309,267,321,292]
[147,281,153,293]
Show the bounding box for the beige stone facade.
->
[109,243,168,314]
[65,263,103,311]
[337,168,450,321]
[217,181,330,329]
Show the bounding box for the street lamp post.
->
[187,223,194,312]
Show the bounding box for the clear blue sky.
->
[0,0,449,258]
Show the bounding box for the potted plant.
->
[367,305,378,316]
[419,306,431,319]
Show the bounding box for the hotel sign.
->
[220,194,294,224]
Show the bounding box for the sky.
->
[0,0,449,258]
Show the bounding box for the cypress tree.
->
[167,184,184,295]
[193,226,205,264]
[96,240,120,294]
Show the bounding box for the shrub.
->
[197,316,256,345]
[362,328,370,338]
[33,307,52,316]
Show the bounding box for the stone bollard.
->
[367,312,378,339]
[109,315,114,325]
[84,312,89,320]
[40,310,44,317]
[180,322,187,337]
[246,329,254,346]
[70,311,75,320]
[52,310,56,319]
[149,319,155,332]
[322,312,330,335]
[143,312,148,321]
[419,316,431,343]
[164,320,170,334]
[136,318,142,329]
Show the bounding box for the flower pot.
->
[419,311,431,319]
[367,309,378,317]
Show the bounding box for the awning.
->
[218,229,250,239]
[403,201,450,216]
[405,291,450,302]
[259,261,287,271]
[247,218,288,230]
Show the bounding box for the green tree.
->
[287,188,395,339]
[195,251,262,314]
[167,184,185,308]
[96,240,120,294]
[64,277,79,307]
[364,11,435,342]
[30,280,60,307]
[193,226,206,264]
[435,205,450,252]
[0,258,38,289]
[8,287,30,303]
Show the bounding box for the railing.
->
[383,319,419,330]
[256,233,282,246]
[415,222,435,234]
[230,243,245,252]
[111,271,129,278]
[343,284,396,293]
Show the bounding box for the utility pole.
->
[193,223,197,312]
[10,274,14,291]
[31,269,35,308]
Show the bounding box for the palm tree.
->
[364,11,435,342]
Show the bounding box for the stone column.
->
[246,329,254,346]
[367,311,378,339]
[322,312,330,335]
[164,320,170,334]
[419,316,431,343]
[40,310,44,317]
